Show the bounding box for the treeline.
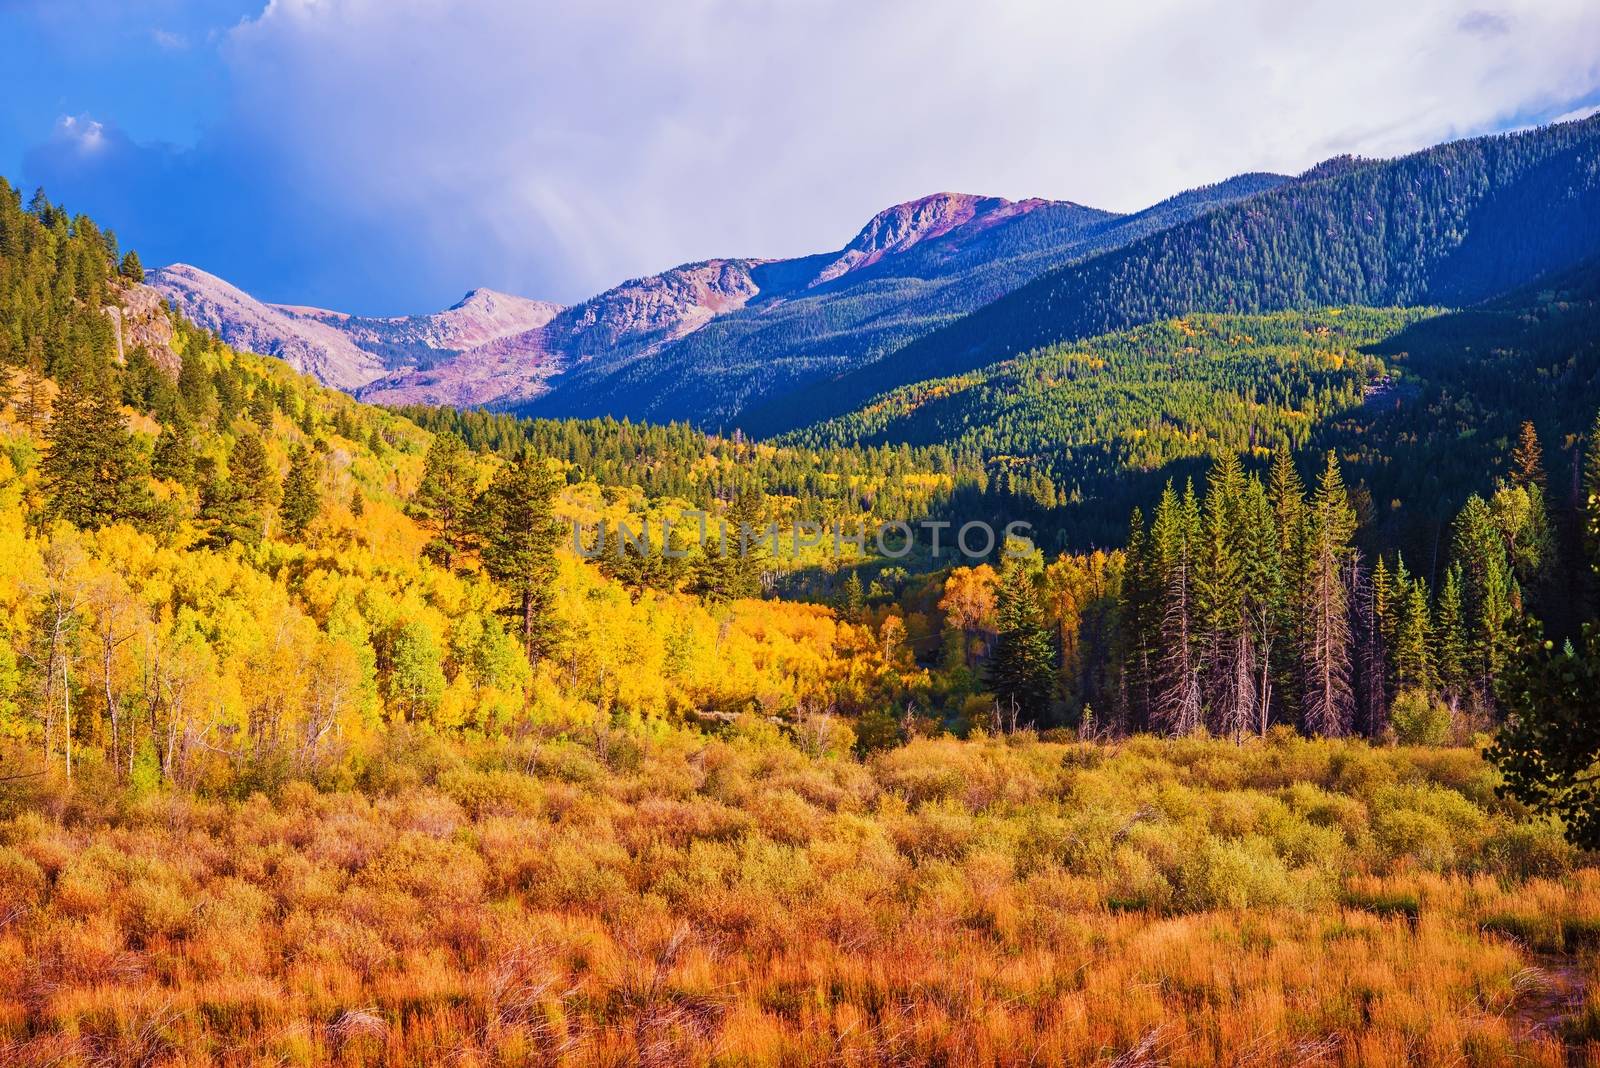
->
[975,422,1596,744]
[399,404,996,526]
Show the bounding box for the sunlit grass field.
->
[1,727,1596,1066]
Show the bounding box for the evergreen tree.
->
[1433,563,1470,709]
[1152,481,1203,734]
[1118,507,1156,732]
[1510,420,1546,491]
[229,429,278,539]
[471,450,564,661]
[198,466,260,550]
[837,571,866,622]
[410,432,478,568]
[118,250,143,283]
[41,372,152,530]
[1267,444,1308,726]
[989,557,1055,727]
[1393,577,1434,697]
[278,445,320,541]
[152,413,197,486]
[728,483,768,598]
[177,349,214,420]
[1453,495,1516,710]
[1236,477,1282,735]
[1302,451,1356,736]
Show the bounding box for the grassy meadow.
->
[1,727,1595,1067]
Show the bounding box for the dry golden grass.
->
[0,728,1595,1066]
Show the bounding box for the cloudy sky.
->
[3,0,1599,315]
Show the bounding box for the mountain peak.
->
[813,193,1060,285]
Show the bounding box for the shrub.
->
[1390,689,1452,746]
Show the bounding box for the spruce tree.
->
[471,450,564,661]
[410,432,478,568]
[838,570,866,622]
[1119,507,1156,731]
[1267,444,1308,725]
[1151,481,1203,734]
[41,371,151,530]
[278,445,320,541]
[229,429,278,540]
[1433,563,1470,709]
[989,557,1055,727]
[1302,451,1356,737]
[1510,420,1546,492]
[1453,494,1516,710]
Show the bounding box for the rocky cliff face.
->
[104,282,180,374]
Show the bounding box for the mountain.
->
[147,263,563,393]
[156,178,1285,418]
[755,114,1600,436]
[357,257,766,408]
[517,179,1286,424]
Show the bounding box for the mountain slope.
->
[157,177,1285,420]
[148,264,563,392]
[753,114,1600,436]
[517,177,1287,423]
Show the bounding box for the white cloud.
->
[39,0,1600,310]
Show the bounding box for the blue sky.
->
[4,0,1599,316]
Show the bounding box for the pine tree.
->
[1267,444,1308,726]
[410,432,478,568]
[837,570,866,622]
[228,429,278,540]
[989,558,1056,727]
[1302,451,1356,737]
[471,450,564,661]
[177,349,214,420]
[1510,420,1546,492]
[118,250,143,283]
[1393,578,1434,696]
[152,413,197,486]
[1237,477,1282,735]
[1119,507,1156,732]
[728,483,768,598]
[1433,563,1470,709]
[1453,495,1516,710]
[278,445,320,541]
[1152,481,1204,734]
[41,372,152,530]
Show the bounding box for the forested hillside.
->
[758,114,1600,435]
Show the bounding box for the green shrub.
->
[1390,689,1452,746]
